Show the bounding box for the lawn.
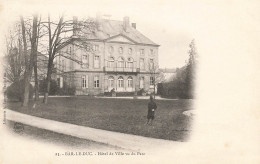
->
[7,97,194,141]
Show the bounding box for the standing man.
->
[147,95,157,125]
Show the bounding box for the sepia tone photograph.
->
[3,11,195,147]
[1,0,260,164]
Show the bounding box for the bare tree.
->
[4,24,25,84]
[33,16,42,101]
[20,14,38,107]
[42,15,96,103]
[149,62,164,99]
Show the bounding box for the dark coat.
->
[147,100,157,119]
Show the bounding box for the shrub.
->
[57,82,76,95]
[137,88,146,96]
[6,79,34,101]
[39,79,76,96]
[39,79,58,95]
[116,92,135,96]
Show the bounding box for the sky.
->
[2,0,259,69]
[1,0,198,69]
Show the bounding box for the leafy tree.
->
[185,39,197,98]
[159,39,197,99]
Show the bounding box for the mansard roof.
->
[82,19,159,46]
[58,18,159,51]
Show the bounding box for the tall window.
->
[127,76,133,88]
[140,58,144,70]
[118,57,124,68]
[149,59,154,69]
[108,57,114,68]
[118,76,124,88]
[140,49,144,55]
[94,56,100,68]
[127,58,134,68]
[86,45,91,51]
[108,76,114,88]
[140,77,144,89]
[82,75,88,88]
[150,76,154,85]
[62,59,66,71]
[93,45,99,51]
[82,55,88,68]
[94,76,99,88]
[60,77,63,88]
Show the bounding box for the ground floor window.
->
[127,76,133,88]
[108,76,114,88]
[140,77,144,89]
[118,76,124,88]
[150,76,154,85]
[94,76,99,88]
[82,75,88,88]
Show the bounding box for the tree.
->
[185,39,197,98]
[4,25,25,84]
[42,15,96,103]
[148,61,165,99]
[33,16,42,101]
[20,14,39,106]
[159,39,198,99]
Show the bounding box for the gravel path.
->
[6,109,181,151]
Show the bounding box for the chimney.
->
[123,16,130,32]
[131,23,136,29]
[73,16,78,36]
[96,13,103,31]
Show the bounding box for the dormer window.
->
[119,47,123,54]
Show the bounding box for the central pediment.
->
[105,34,136,44]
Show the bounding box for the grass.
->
[7,97,194,141]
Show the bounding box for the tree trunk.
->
[20,16,29,106]
[43,15,64,104]
[43,58,53,104]
[34,63,39,101]
[21,15,38,107]
[34,17,41,101]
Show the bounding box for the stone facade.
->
[55,16,159,95]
